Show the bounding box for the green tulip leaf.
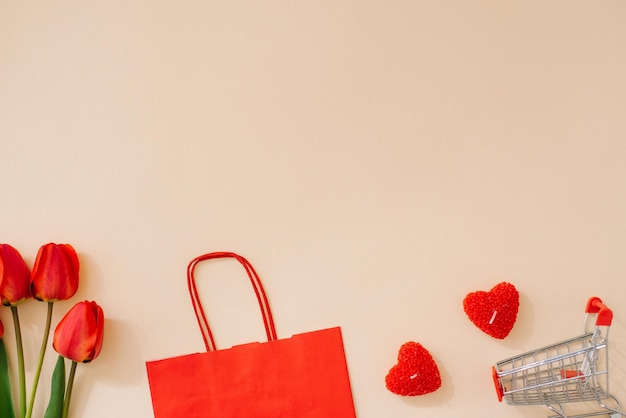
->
[0,339,16,418]
[44,355,66,418]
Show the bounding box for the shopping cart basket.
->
[492,297,625,418]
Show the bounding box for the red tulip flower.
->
[31,243,79,302]
[53,301,104,363]
[0,243,31,306]
[0,318,3,338]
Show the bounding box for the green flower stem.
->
[25,301,54,418]
[61,361,77,418]
[10,306,26,418]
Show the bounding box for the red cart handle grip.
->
[585,296,613,326]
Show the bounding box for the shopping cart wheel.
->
[491,366,504,402]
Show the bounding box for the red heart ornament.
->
[463,281,519,339]
[385,341,442,396]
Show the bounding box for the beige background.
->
[2,1,626,417]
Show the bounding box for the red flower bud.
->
[31,243,79,302]
[53,300,104,363]
[0,243,31,306]
[0,318,4,338]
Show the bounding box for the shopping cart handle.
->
[585,296,613,326]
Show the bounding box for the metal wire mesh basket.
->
[492,297,625,418]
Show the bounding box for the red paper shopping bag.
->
[146,252,357,418]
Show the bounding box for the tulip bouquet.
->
[0,243,104,418]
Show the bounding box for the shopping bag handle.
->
[187,252,278,351]
[585,296,613,326]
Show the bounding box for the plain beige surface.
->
[2,1,626,416]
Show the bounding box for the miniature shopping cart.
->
[492,297,625,418]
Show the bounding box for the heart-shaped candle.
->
[463,281,519,339]
[385,341,442,396]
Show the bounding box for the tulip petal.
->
[58,244,79,277]
[31,243,79,302]
[90,303,105,362]
[53,301,104,363]
[0,244,31,306]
